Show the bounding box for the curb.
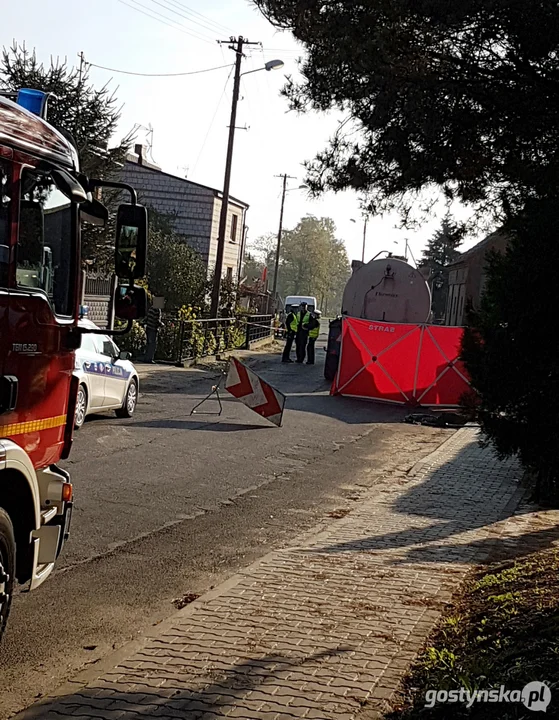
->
[407,425,475,477]
[137,347,278,382]
[137,338,277,376]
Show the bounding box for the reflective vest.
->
[308,318,320,340]
[287,312,298,333]
[297,311,311,331]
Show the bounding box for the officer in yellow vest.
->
[281,304,299,363]
[295,302,311,363]
[306,309,321,365]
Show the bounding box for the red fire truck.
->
[0,89,147,640]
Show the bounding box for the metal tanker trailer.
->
[324,254,432,380]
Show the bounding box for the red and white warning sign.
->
[225,357,286,427]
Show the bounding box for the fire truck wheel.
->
[74,384,88,430]
[116,379,138,419]
[0,508,16,642]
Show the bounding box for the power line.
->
[129,0,214,42]
[262,47,304,55]
[88,59,233,77]
[116,0,206,40]
[158,0,233,35]
[116,0,215,44]
[191,65,234,175]
[142,0,215,41]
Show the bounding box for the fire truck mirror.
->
[50,168,88,203]
[81,198,109,227]
[114,284,148,321]
[115,204,148,280]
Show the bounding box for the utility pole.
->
[75,51,85,136]
[271,173,296,311]
[361,217,369,263]
[210,36,260,318]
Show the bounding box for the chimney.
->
[134,144,145,165]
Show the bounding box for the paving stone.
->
[18,428,559,720]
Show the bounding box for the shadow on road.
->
[138,347,408,428]
[307,443,557,567]
[20,647,349,719]
[133,419,270,432]
[285,392,409,424]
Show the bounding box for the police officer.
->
[281,303,299,363]
[306,309,321,365]
[295,302,311,363]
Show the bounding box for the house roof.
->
[447,230,507,267]
[125,155,249,210]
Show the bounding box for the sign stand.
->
[190,373,225,416]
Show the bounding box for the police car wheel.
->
[0,508,16,642]
[116,379,137,419]
[74,384,88,430]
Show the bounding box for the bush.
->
[147,211,207,311]
[155,319,180,362]
[461,196,559,505]
[115,321,146,359]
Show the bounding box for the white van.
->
[284,295,318,313]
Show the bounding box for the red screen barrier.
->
[331,317,471,407]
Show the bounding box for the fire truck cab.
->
[0,89,147,640]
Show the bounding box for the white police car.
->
[74,318,140,429]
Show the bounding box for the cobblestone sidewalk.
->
[21,427,559,720]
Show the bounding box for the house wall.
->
[446,266,468,325]
[208,197,245,282]
[120,161,247,281]
[445,234,508,324]
[120,162,215,263]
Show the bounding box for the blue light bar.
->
[17,88,48,118]
[79,305,89,318]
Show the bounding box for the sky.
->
[3,0,483,265]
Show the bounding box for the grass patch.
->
[388,549,559,719]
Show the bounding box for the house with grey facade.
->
[119,145,249,282]
[445,231,508,325]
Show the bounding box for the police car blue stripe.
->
[82,361,132,381]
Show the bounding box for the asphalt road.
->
[0,332,447,718]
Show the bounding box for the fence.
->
[245,314,274,346]
[84,276,112,296]
[83,275,114,329]
[150,313,274,365]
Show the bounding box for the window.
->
[80,333,98,354]
[226,266,233,282]
[0,160,12,288]
[230,213,238,242]
[17,169,75,315]
[100,336,119,359]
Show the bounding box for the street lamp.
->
[244,59,285,75]
[350,216,369,263]
[209,45,284,318]
[271,177,308,311]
